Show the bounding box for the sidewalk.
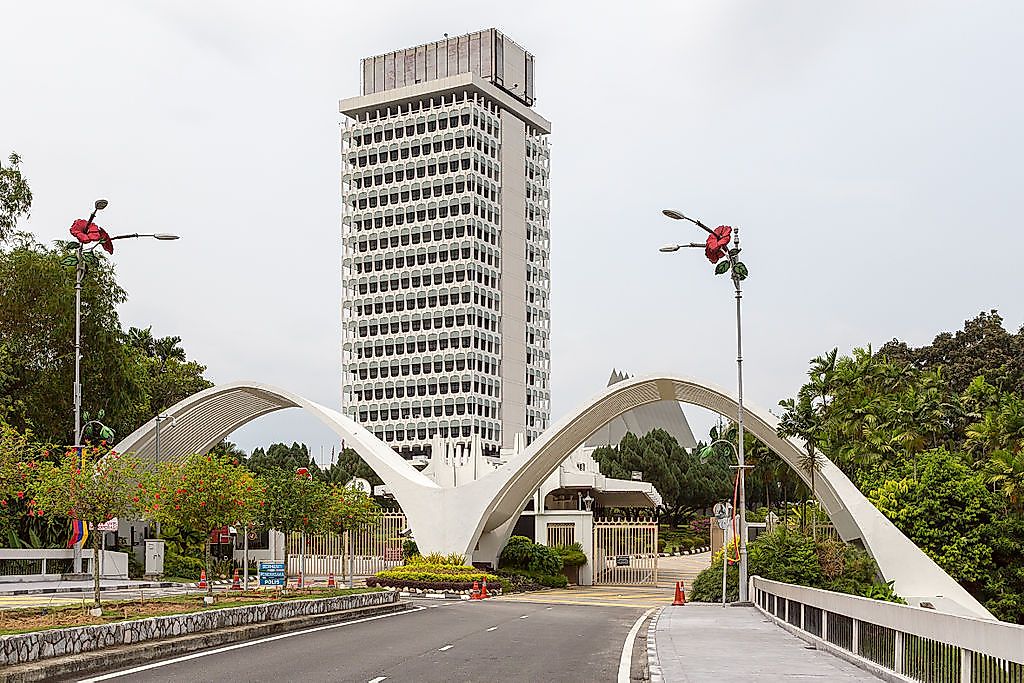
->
[651,604,881,682]
[0,579,180,596]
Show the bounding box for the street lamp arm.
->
[662,209,716,236]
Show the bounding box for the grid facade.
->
[341,48,550,458]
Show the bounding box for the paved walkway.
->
[653,605,880,682]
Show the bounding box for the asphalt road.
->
[79,598,645,683]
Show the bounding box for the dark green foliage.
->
[779,312,1024,623]
[498,535,564,575]
[0,153,32,243]
[691,528,889,603]
[0,236,211,447]
[552,543,588,567]
[592,429,733,526]
[495,568,569,589]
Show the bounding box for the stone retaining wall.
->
[0,590,396,667]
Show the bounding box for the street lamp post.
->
[69,199,179,446]
[661,208,752,603]
[153,414,176,538]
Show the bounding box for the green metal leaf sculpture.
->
[733,262,749,280]
[715,260,731,275]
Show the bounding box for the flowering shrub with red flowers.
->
[253,467,334,582]
[325,484,381,535]
[155,453,263,594]
[29,446,154,608]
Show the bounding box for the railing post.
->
[959,648,971,683]
[852,618,859,655]
[893,631,903,675]
[799,602,804,630]
[41,557,46,576]
[821,610,828,643]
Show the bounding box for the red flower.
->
[70,219,103,243]
[97,228,114,254]
[704,225,732,263]
[16,491,24,499]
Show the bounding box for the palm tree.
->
[777,394,824,536]
[986,449,1024,513]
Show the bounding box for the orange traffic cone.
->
[230,569,242,590]
[480,579,489,599]
[470,580,481,600]
[327,572,336,588]
[198,569,208,589]
[672,581,686,606]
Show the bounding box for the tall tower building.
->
[339,29,551,458]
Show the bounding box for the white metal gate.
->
[592,518,658,586]
[287,512,406,578]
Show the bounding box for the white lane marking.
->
[369,678,387,683]
[77,605,427,682]
[519,614,529,619]
[438,644,453,651]
[618,607,658,683]
[545,607,553,610]
[486,626,498,632]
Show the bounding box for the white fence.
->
[0,549,128,579]
[752,576,1024,682]
[286,513,406,579]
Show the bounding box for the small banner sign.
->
[258,561,286,587]
[97,518,118,532]
[615,555,631,567]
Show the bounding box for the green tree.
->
[254,467,331,579]
[324,484,380,534]
[245,442,320,477]
[0,236,148,444]
[30,447,154,610]
[0,153,32,243]
[592,429,732,526]
[156,453,262,594]
[322,447,384,488]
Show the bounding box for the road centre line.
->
[486,626,498,631]
[368,678,387,683]
[519,614,529,619]
[438,644,453,651]
[77,605,427,682]
[617,607,658,683]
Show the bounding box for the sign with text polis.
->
[259,561,286,587]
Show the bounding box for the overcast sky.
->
[4,1,1022,463]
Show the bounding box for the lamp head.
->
[153,233,180,240]
[662,208,685,220]
[659,244,681,253]
[94,199,109,211]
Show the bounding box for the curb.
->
[0,601,415,683]
[0,582,179,596]
[646,607,665,683]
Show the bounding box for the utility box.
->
[145,539,165,577]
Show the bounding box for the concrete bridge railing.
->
[752,576,1024,682]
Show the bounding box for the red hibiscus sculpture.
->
[69,219,115,254]
[704,225,732,263]
[70,219,101,243]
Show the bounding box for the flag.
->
[68,446,88,548]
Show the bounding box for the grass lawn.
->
[0,587,381,636]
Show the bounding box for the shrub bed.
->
[369,563,506,592]
[496,568,569,591]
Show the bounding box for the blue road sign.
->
[259,561,286,587]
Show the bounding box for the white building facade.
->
[340,29,551,458]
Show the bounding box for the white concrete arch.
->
[113,376,991,619]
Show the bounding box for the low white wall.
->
[0,549,128,580]
[752,576,1024,665]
